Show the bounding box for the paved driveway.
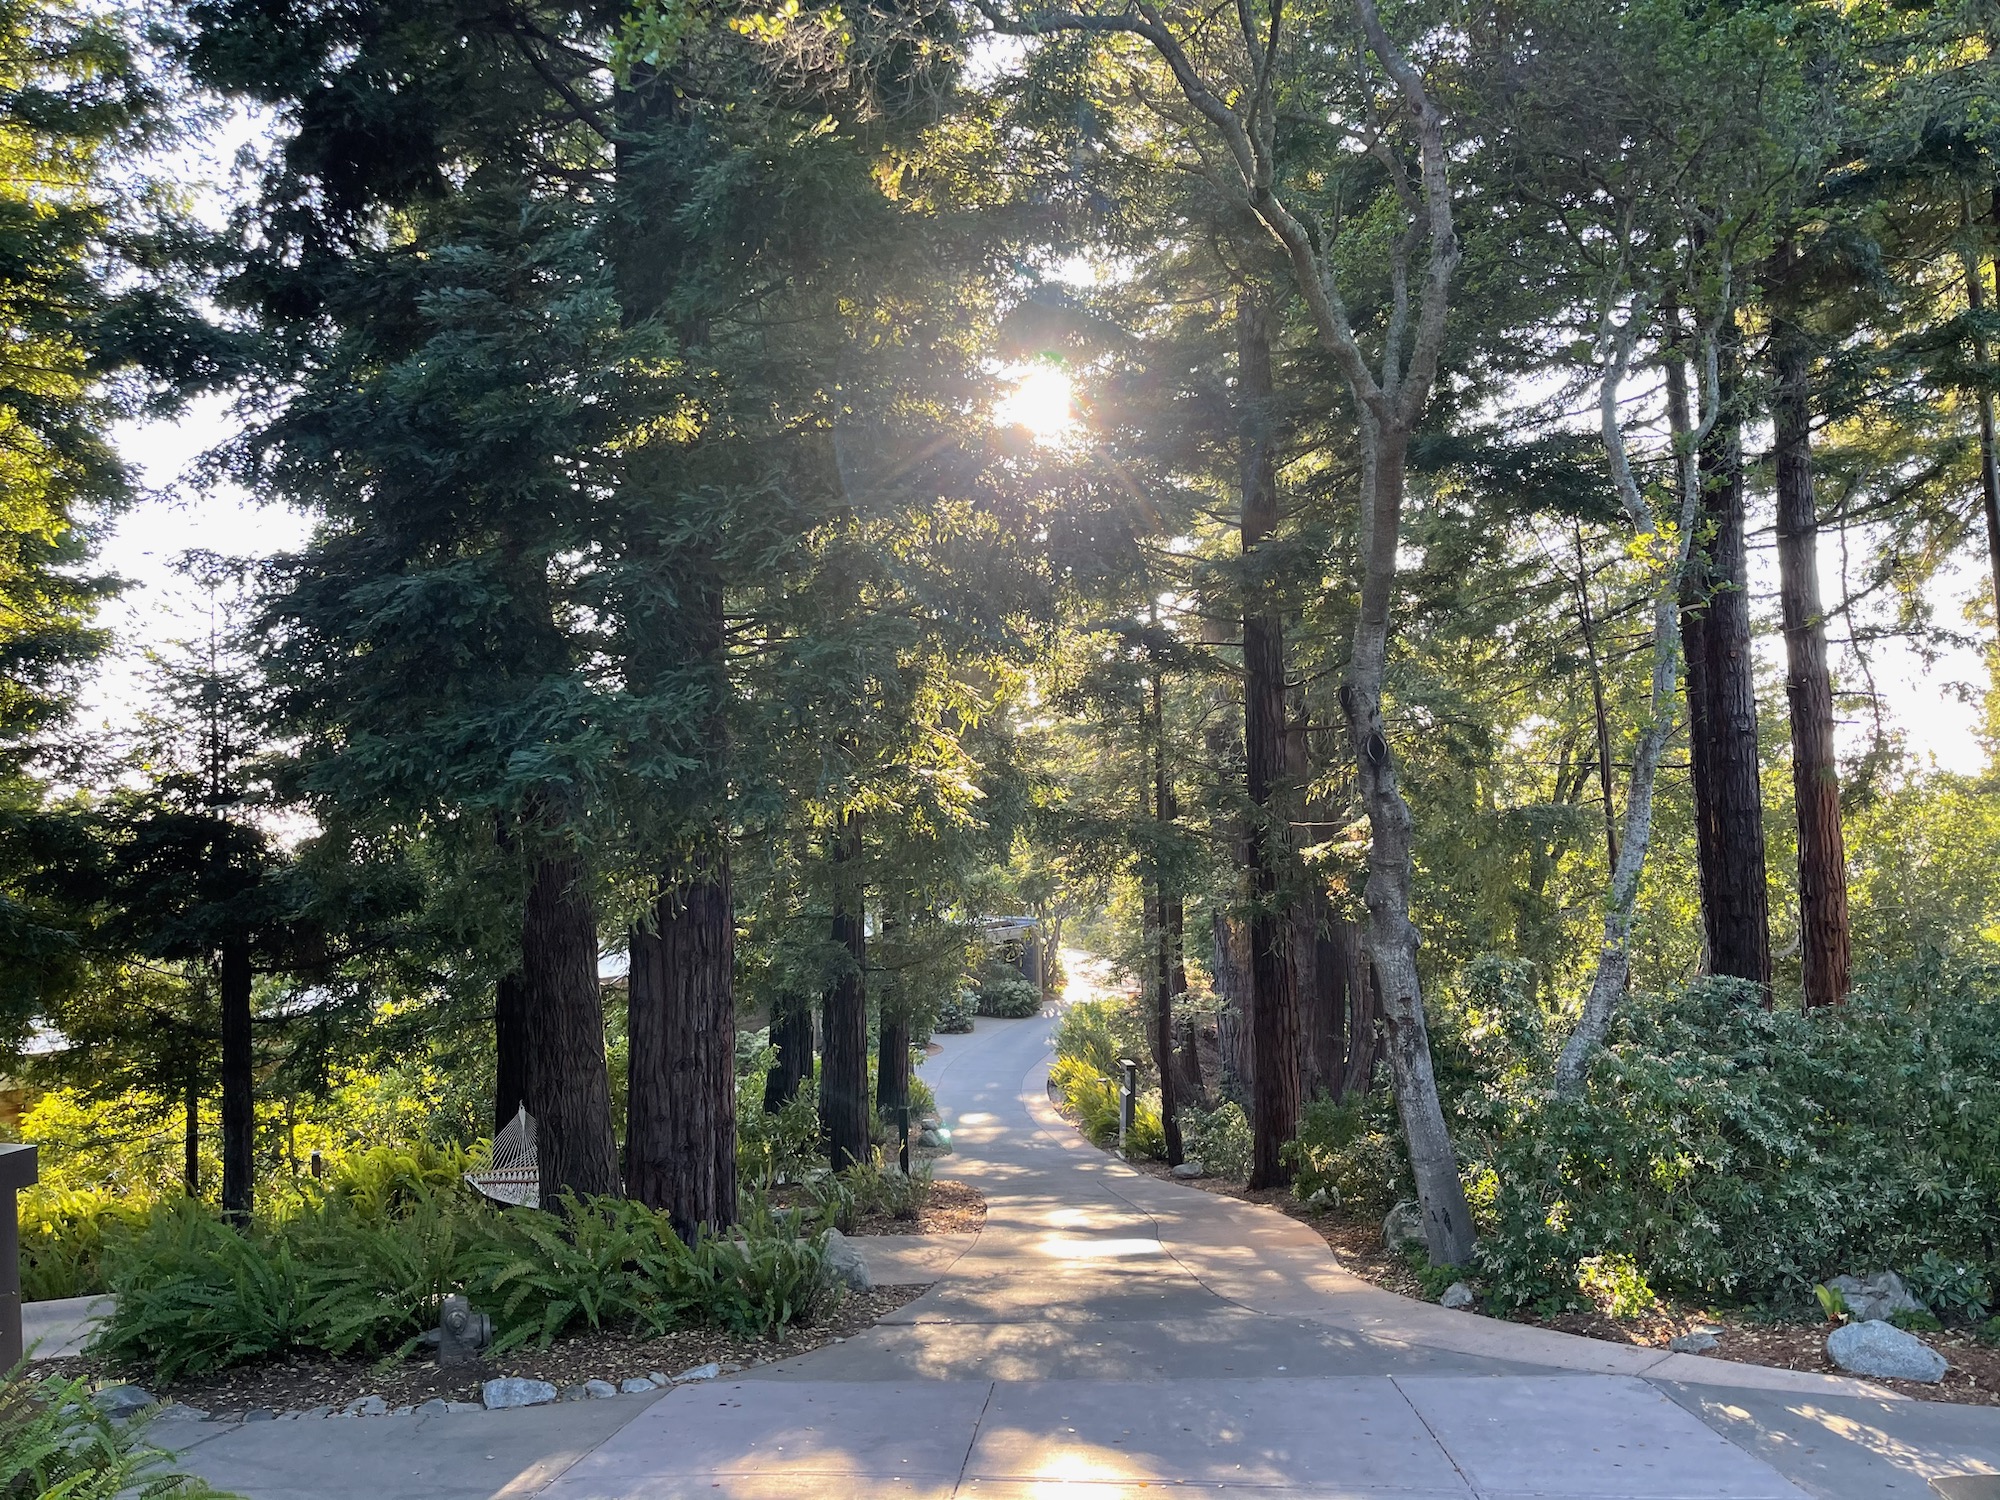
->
[172,1003,2000,1499]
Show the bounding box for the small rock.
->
[619,1378,657,1394]
[674,1363,722,1383]
[245,1408,276,1422]
[1305,1186,1335,1207]
[1383,1199,1427,1254]
[416,1399,449,1418]
[1439,1282,1476,1310]
[301,1406,332,1420]
[1669,1329,1721,1354]
[583,1380,618,1400]
[917,1128,942,1147]
[345,1395,388,1417]
[719,1361,744,1374]
[152,1403,207,1423]
[822,1228,874,1293]
[1826,1319,1948,1383]
[1170,1161,1204,1179]
[91,1386,157,1418]
[482,1377,559,1410]
[391,1405,414,1416]
[559,1385,591,1403]
[1825,1271,1927,1324]
[646,1371,669,1386]
[446,1401,482,1414]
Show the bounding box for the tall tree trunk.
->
[219,936,254,1223]
[1574,528,1620,871]
[876,995,910,1115]
[1771,253,1851,1009]
[820,812,870,1170]
[1557,293,1722,1091]
[183,1075,200,1197]
[521,851,620,1204]
[1341,420,1475,1264]
[1325,915,1379,1100]
[765,986,814,1111]
[1237,296,1301,1190]
[1287,720,1340,1101]
[1963,188,2000,626]
[1681,355,1772,991]
[494,971,530,1133]
[1211,913,1254,1103]
[626,835,737,1238]
[1150,664,1185,1166]
[1167,895,1203,1109]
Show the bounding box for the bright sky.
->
[79,398,313,744]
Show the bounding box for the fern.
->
[0,1372,235,1499]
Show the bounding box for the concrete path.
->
[171,1007,2000,1500]
[24,1292,111,1358]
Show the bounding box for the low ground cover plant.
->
[0,1370,232,1498]
[94,1180,832,1383]
[1051,999,1165,1156]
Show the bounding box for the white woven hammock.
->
[465,1104,539,1208]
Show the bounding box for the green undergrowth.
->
[0,1370,234,1498]
[1470,958,2000,1315]
[1050,999,1165,1156]
[95,1185,832,1384]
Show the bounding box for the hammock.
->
[465,1105,539,1208]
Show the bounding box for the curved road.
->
[180,1007,2000,1500]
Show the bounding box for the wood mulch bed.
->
[852,1177,984,1236]
[32,1284,925,1421]
[1117,1145,2000,1406]
[762,1173,986,1237]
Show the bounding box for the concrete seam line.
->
[1387,1373,1476,1495]
[950,1380,998,1495]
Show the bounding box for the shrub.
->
[95,1190,832,1381]
[1180,1101,1253,1183]
[805,1154,933,1230]
[1051,1000,1165,1158]
[1576,1254,1659,1319]
[1475,960,2000,1311]
[738,1084,823,1189]
[934,990,976,1033]
[324,1142,476,1220]
[0,1370,232,1499]
[976,972,1041,1018]
[1286,1096,1407,1212]
[18,1187,156,1302]
[1903,1251,1992,1323]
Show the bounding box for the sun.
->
[995,362,1076,444]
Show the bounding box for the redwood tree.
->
[1769,243,1851,1009]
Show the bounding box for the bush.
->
[1475,960,2000,1312]
[1050,1000,1164,1157]
[95,1190,833,1382]
[1180,1101,1253,1183]
[738,1085,823,1189]
[976,971,1041,1018]
[0,1370,232,1499]
[19,1187,156,1302]
[805,1154,933,1230]
[1286,1096,1407,1212]
[934,990,976,1033]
